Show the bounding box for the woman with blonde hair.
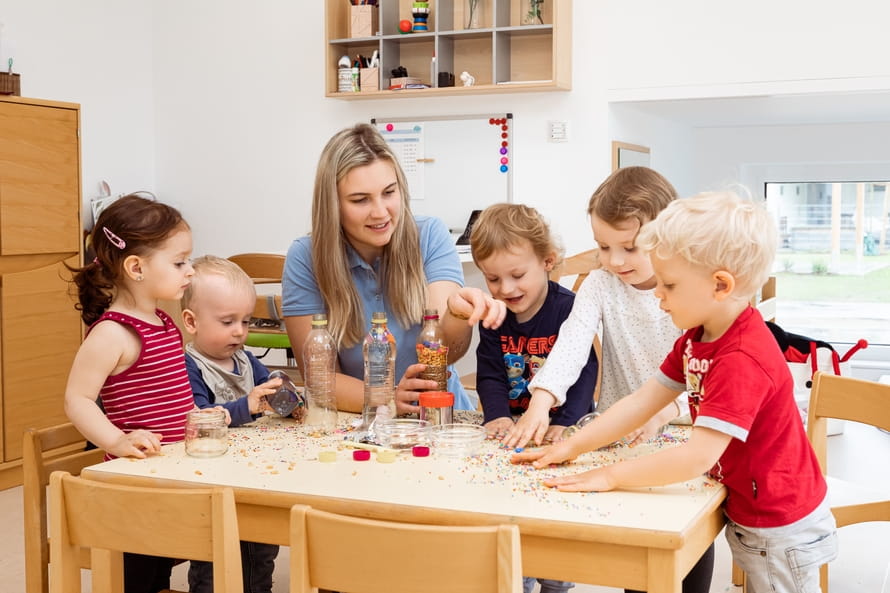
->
[283,123,504,414]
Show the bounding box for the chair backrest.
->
[227,253,285,284]
[23,423,105,593]
[49,471,243,593]
[552,248,600,292]
[289,505,522,593]
[807,371,890,473]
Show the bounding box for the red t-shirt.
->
[659,307,826,528]
[95,309,193,459]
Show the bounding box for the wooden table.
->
[82,415,725,593]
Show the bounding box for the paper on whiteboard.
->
[377,122,425,201]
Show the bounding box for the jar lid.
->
[419,391,454,407]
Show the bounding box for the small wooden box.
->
[0,72,21,96]
[349,6,378,38]
[360,67,379,92]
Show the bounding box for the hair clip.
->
[102,226,126,250]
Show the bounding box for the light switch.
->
[548,120,568,142]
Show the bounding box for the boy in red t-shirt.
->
[513,191,837,593]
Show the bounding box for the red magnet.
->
[353,449,371,461]
[386,123,394,131]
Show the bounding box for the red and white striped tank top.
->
[95,309,193,454]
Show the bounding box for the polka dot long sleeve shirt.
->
[527,269,683,413]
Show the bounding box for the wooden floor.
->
[5,422,889,593]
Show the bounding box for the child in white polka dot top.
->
[504,166,686,450]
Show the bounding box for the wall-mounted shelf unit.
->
[325,0,571,99]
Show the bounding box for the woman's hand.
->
[394,363,436,416]
[446,287,506,330]
[484,417,515,440]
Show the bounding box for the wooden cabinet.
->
[325,0,572,98]
[0,96,83,486]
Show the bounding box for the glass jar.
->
[419,391,454,426]
[561,411,599,440]
[185,408,228,458]
[267,369,307,422]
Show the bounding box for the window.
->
[765,181,890,347]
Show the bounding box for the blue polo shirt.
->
[282,216,472,409]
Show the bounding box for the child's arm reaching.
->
[512,377,680,466]
[64,324,162,458]
[539,427,730,492]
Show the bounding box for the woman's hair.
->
[181,255,255,312]
[637,191,777,299]
[469,202,563,269]
[587,166,678,230]
[70,194,189,326]
[311,123,425,347]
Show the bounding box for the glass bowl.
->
[375,419,431,450]
[430,423,486,458]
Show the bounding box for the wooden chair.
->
[227,253,295,366]
[289,504,523,593]
[807,371,890,592]
[23,423,104,593]
[552,248,600,292]
[49,471,243,593]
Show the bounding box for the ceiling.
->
[613,91,890,128]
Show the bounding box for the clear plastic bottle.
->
[416,309,448,391]
[362,311,397,442]
[302,313,338,433]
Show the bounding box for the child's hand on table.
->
[510,438,616,491]
[502,392,554,447]
[544,424,568,444]
[110,429,162,459]
[484,417,514,440]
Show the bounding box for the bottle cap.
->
[371,311,387,323]
[419,391,454,407]
[311,313,328,327]
[422,308,439,320]
[352,449,371,461]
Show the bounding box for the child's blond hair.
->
[637,191,777,299]
[469,203,564,268]
[181,255,255,311]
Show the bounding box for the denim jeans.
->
[188,541,279,593]
[725,496,837,593]
[522,576,574,593]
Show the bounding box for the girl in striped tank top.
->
[66,194,197,460]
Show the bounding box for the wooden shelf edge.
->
[327,81,571,99]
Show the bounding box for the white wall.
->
[6,0,890,259]
[604,0,890,99]
[148,0,616,258]
[0,0,156,229]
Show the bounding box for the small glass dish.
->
[375,418,431,450]
[430,423,486,458]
